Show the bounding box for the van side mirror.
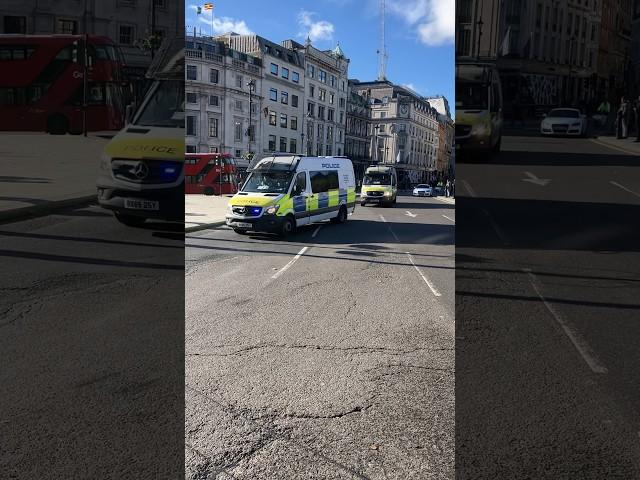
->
[125,104,134,124]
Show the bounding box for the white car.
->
[540,108,587,136]
[413,184,433,197]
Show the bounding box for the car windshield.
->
[548,109,579,118]
[456,82,488,110]
[241,171,294,194]
[364,173,391,185]
[134,80,184,128]
[416,184,429,188]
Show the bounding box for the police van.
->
[225,155,357,236]
[360,165,397,207]
[96,38,184,226]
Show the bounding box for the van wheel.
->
[204,187,215,196]
[47,114,68,135]
[331,205,347,224]
[361,201,366,207]
[114,212,146,227]
[280,215,296,236]
[492,136,502,152]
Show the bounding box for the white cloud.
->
[188,4,253,35]
[387,0,453,46]
[297,10,335,43]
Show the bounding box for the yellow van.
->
[360,165,397,207]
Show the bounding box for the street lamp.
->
[247,79,256,157]
[373,124,380,163]
[302,111,312,155]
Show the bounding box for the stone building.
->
[185,36,262,157]
[345,80,372,183]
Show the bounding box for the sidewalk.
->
[591,135,640,156]
[0,133,111,222]
[185,194,232,232]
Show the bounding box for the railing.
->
[186,49,223,64]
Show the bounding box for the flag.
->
[499,27,511,57]
[203,3,214,10]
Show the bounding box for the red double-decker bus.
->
[0,34,128,134]
[185,153,238,195]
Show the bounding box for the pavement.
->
[185,194,234,232]
[0,132,112,222]
[185,195,455,479]
[456,134,640,477]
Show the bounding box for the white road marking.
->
[461,179,477,197]
[271,246,308,279]
[524,269,608,374]
[591,138,640,156]
[436,196,455,204]
[379,215,400,242]
[407,253,441,297]
[405,211,417,218]
[442,214,455,223]
[610,180,640,199]
[522,171,551,186]
[482,208,510,246]
[311,225,323,238]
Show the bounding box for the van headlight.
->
[471,123,488,136]
[384,191,391,196]
[264,204,280,215]
[100,153,111,171]
[227,204,233,213]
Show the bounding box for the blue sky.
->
[185,0,454,114]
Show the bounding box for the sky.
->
[185,0,454,115]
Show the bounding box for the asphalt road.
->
[185,195,455,479]
[1,205,184,478]
[456,134,640,477]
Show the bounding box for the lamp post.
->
[247,79,256,157]
[302,111,312,155]
[373,124,380,163]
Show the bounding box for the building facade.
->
[2,0,183,82]
[350,80,440,186]
[185,36,262,157]
[345,80,372,183]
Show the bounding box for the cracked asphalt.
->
[185,195,455,479]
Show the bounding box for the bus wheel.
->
[331,205,347,224]
[204,187,215,196]
[114,212,146,227]
[47,114,68,135]
[280,215,295,237]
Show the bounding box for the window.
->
[292,71,300,83]
[339,111,344,124]
[326,145,332,156]
[186,92,197,104]
[289,138,297,153]
[309,84,315,97]
[280,113,288,128]
[186,65,197,80]
[270,63,278,75]
[235,99,243,112]
[380,124,386,133]
[330,75,336,87]
[291,116,298,130]
[186,145,197,153]
[209,146,219,153]
[236,75,243,88]
[380,112,386,118]
[186,116,197,136]
[210,68,219,83]
[235,149,242,157]
[310,170,339,193]
[118,25,134,44]
[319,70,327,83]
[328,109,334,121]
[339,98,346,108]
[58,18,78,35]
[292,94,299,108]
[308,102,315,116]
[329,93,334,104]
[318,105,325,120]
[282,67,289,79]
[268,135,276,151]
[209,118,218,137]
[209,95,219,106]
[319,89,326,101]
[270,88,277,101]
[292,171,306,195]
[3,16,26,34]
[279,137,287,152]
[307,64,315,77]
[234,119,242,142]
[327,126,333,140]
[269,111,277,126]
[317,143,323,156]
[281,91,289,104]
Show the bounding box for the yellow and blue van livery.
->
[360,165,397,207]
[225,155,356,236]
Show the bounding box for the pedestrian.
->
[595,98,610,131]
[617,96,630,139]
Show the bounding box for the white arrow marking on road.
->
[522,171,551,186]
[405,211,417,218]
[407,253,441,297]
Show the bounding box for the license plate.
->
[124,198,159,210]
[234,222,252,228]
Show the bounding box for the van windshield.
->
[134,80,184,128]
[456,82,488,110]
[364,173,391,185]
[242,171,294,194]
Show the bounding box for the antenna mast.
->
[377,0,388,81]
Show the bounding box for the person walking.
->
[617,96,630,139]
[595,98,610,131]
